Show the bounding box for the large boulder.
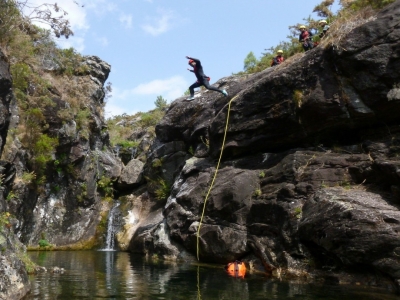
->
[118,159,144,189]
[299,188,400,280]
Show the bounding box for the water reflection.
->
[24,251,398,300]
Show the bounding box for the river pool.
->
[23,251,398,300]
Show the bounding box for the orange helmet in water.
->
[225,261,246,278]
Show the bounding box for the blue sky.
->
[25,0,341,118]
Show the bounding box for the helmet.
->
[299,25,306,29]
[319,20,327,25]
[277,50,283,54]
[188,59,194,65]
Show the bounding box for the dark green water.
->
[24,251,398,300]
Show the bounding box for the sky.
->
[24,0,341,118]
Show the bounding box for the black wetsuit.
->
[188,57,224,97]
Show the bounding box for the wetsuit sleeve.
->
[189,57,201,64]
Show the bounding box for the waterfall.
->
[131,147,137,160]
[114,145,120,157]
[101,202,120,251]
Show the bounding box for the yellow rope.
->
[197,265,202,300]
[196,94,239,261]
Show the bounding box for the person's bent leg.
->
[189,82,200,97]
[187,82,201,100]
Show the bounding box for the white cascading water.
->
[102,202,120,251]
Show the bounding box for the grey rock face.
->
[0,49,12,154]
[0,49,30,299]
[3,53,114,250]
[0,231,30,300]
[118,159,144,188]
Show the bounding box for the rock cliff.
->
[123,0,400,291]
[3,1,400,298]
[0,48,30,300]
[0,48,123,297]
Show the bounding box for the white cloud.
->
[57,36,85,52]
[119,13,133,29]
[84,0,117,15]
[131,76,188,100]
[105,93,139,118]
[104,103,137,119]
[141,9,175,36]
[106,76,188,117]
[96,36,109,47]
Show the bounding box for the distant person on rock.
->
[186,56,228,101]
[298,25,313,51]
[318,20,330,39]
[271,50,284,67]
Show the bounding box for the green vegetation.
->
[38,239,51,248]
[243,51,258,72]
[294,207,302,219]
[97,176,114,201]
[6,191,16,201]
[17,252,36,274]
[106,97,169,160]
[21,171,36,184]
[188,146,194,155]
[0,212,11,230]
[77,182,88,203]
[154,95,168,110]
[38,232,52,249]
[253,189,262,197]
[152,158,163,168]
[259,171,265,178]
[154,178,171,201]
[293,90,304,108]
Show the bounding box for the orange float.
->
[225,260,246,278]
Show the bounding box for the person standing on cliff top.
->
[298,25,313,51]
[186,56,228,101]
[271,50,284,67]
[318,20,330,38]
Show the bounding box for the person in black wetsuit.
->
[186,55,228,101]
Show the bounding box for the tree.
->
[154,96,168,110]
[0,0,73,46]
[313,0,335,18]
[243,51,258,72]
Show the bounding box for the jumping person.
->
[186,56,228,101]
[271,50,284,67]
[298,25,313,51]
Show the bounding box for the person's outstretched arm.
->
[186,55,200,63]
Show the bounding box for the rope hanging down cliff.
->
[196,93,240,261]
